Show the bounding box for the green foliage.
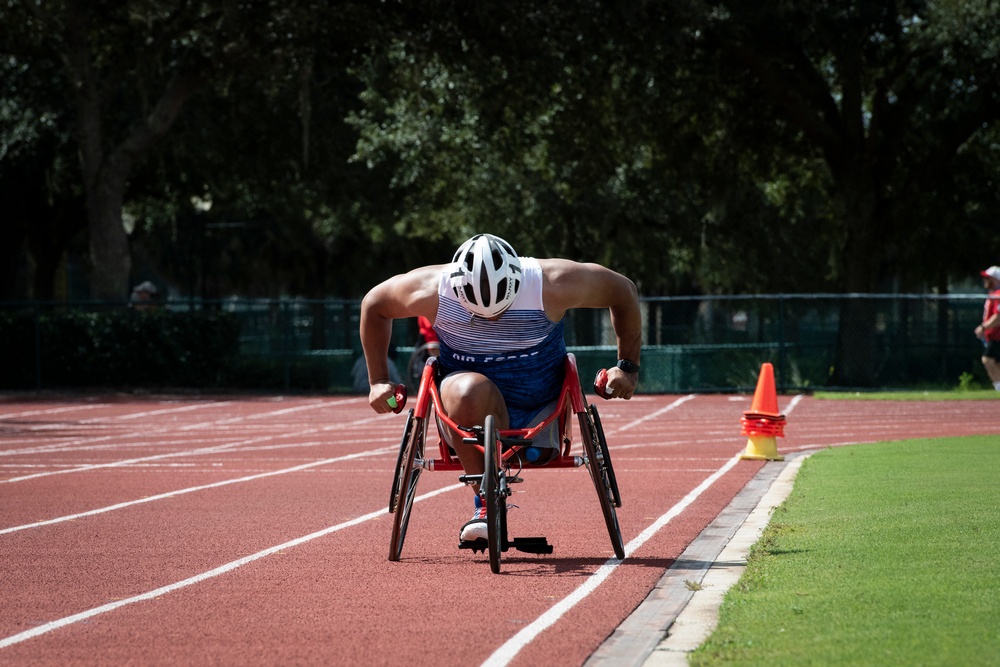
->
[700,1,1000,290]
[346,4,720,288]
[0,309,240,388]
[957,371,982,391]
[3,0,1000,305]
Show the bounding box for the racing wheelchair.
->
[387,353,623,573]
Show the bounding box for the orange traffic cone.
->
[740,363,785,461]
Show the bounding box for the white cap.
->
[980,266,1000,281]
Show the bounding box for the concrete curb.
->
[586,451,815,667]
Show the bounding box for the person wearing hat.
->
[130,281,160,312]
[974,266,1000,391]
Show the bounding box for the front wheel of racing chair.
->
[579,403,624,559]
[388,405,424,562]
[481,415,509,574]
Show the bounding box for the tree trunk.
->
[61,4,203,301]
[833,297,878,387]
[829,172,882,387]
[86,179,132,301]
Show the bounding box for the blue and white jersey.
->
[435,257,566,428]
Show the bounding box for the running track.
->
[0,392,996,666]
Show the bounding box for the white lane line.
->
[0,400,364,483]
[115,400,344,423]
[784,394,805,414]
[480,452,743,667]
[0,399,362,458]
[183,401,346,427]
[1,433,306,484]
[611,439,738,451]
[0,482,464,650]
[0,436,399,469]
[0,446,397,535]
[0,402,235,438]
[0,404,109,419]
[611,395,697,433]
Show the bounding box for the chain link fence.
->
[1,294,990,393]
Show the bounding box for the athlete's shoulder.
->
[364,263,447,319]
[535,257,590,279]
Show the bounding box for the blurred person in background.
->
[405,315,441,390]
[416,315,440,357]
[974,266,1000,391]
[130,281,160,311]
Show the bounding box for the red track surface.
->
[0,392,996,666]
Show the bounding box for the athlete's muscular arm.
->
[360,265,442,412]
[539,259,642,398]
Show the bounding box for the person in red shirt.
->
[416,316,440,356]
[974,266,1000,391]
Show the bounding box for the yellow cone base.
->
[740,435,784,461]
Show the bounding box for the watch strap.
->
[616,359,640,374]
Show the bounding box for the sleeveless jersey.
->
[434,257,566,428]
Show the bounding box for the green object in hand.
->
[387,396,398,409]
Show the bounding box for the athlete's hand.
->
[369,382,406,414]
[594,367,638,400]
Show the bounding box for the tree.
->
[347,2,720,290]
[694,0,1000,384]
[3,2,217,299]
[7,0,1000,349]
[0,39,85,300]
[3,0,348,300]
[346,1,1000,384]
[121,1,435,299]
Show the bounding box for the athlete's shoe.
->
[459,506,488,542]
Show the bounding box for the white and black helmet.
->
[448,234,522,318]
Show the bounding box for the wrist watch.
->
[616,359,640,374]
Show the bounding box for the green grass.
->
[814,389,1000,400]
[690,436,1000,667]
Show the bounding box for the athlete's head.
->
[448,233,522,318]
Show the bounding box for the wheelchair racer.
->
[360,233,642,542]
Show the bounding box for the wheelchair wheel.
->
[482,415,507,574]
[580,404,625,560]
[389,411,424,562]
[590,404,621,507]
[388,410,414,513]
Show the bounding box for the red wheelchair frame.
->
[387,353,623,573]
